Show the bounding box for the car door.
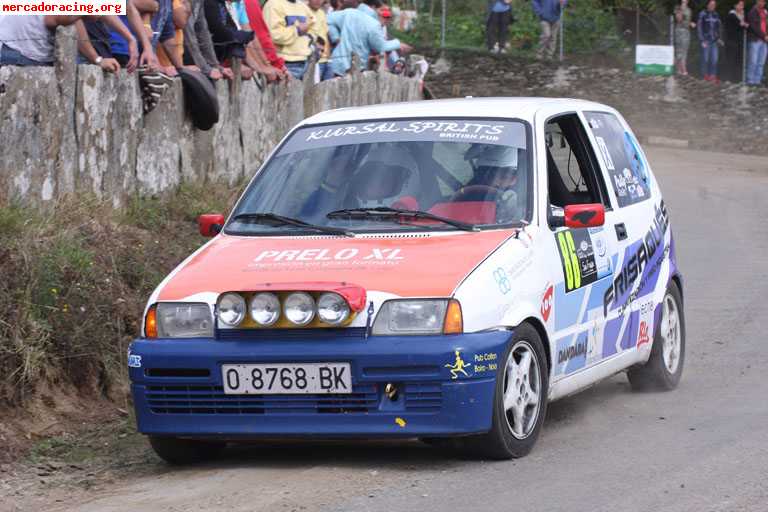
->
[580,110,663,360]
[541,112,620,382]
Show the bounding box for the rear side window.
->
[585,112,651,208]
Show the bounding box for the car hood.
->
[156,230,515,301]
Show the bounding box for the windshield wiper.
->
[229,212,354,237]
[326,207,479,232]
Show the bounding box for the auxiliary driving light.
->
[316,292,350,326]
[218,293,246,327]
[283,292,316,326]
[250,292,281,326]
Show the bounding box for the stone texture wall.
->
[0,26,422,208]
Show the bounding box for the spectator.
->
[485,0,513,54]
[184,0,232,80]
[157,0,192,69]
[697,0,722,83]
[327,0,411,76]
[673,0,695,75]
[532,0,566,60]
[243,0,288,77]
[262,0,314,80]
[308,0,333,81]
[110,0,184,76]
[76,1,159,73]
[379,5,404,73]
[0,15,82,66]
[746,0,768,85]
[723,0,749,82]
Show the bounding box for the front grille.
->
[146,384,378,415]
[145,381,444,415]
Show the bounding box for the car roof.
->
[301,97,614,126]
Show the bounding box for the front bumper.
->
[128,330,511,438]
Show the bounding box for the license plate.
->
[221,363,352,395]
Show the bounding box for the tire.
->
[148,436,226,465]
[627,280,685,391]
[461,323,549,459]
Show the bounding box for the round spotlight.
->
[283,292,316,326]
[250,292,281,326]
[317,292,350,326]
[218,293,246,327]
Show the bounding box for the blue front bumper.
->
[128,330,511,438]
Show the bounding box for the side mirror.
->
[563,203,605,229]
[198,213,225,237]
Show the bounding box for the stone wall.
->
[0,26,423,208]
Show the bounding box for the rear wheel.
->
[462,323,549,459]
[148,436,225,465]
[627,280,685,391]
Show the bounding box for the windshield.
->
[229,119,531,235]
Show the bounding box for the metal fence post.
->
[559,10,564,62]
[669,15,674,46]
[742,29,748,83]
[440,0,446,48]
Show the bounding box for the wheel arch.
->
[517,317,552,376]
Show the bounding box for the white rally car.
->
[129,98,684,462]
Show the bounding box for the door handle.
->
[615,223,628,241]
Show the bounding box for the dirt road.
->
[5,146,768,512]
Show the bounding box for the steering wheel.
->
[450,185,501,202]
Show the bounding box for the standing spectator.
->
[243,0,288,77]
[532,0,566,60]
[0,15,82,66]
[485,0,513,54]
[262,0,314,80]
[674,0,695,75]
[698,0,722,83]
[746,0,768,85]
[723,0,749,82]
[308,0,333,81]
[157,0,192,69]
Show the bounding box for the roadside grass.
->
[0,183,239,414]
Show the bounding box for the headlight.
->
[372,299,452,336]
[317,292,350,326]
[283,292,316,326]
[250,292,281,326]
[218,293,246,327]
[156,303,213,338]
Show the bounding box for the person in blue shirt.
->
[697,0,723,82]
[327,0,411,77]
[532,0,567,59]
[486,0,513,53]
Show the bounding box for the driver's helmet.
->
[466,145,521,190]
[348,144,420,208]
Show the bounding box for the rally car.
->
[129,98,685,463]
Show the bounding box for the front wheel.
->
[462,323,549,459]
[148,436,226,465]
[627,280,685,391]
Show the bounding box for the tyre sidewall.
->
[650,280,686,388]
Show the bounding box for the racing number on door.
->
[557,231,581,291]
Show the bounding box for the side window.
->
[585,112,651,207]
[545,114,610,210]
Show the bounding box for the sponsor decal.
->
[603,201,670,316]
[395,417,407,428]
[473,352,498,374]
[558,339,587,365]
[556,229,610,293]
[249,248,405,270]
[445,350,471,379]
[493,267,511,295]
[128,354,142,368]
[595,136,615,170]
[541,284,553,322]
[637,321,651,347]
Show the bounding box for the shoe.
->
[712,76,720,85]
